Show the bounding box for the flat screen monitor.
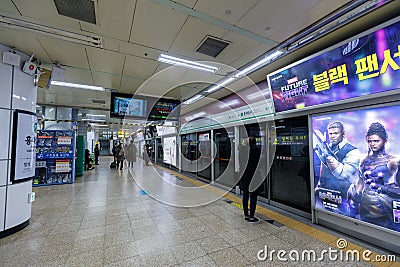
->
[110,93,147,118]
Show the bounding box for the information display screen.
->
[149,99,180,121]
[110,93,147,118]
[312,104,400,232]
[268,19,400,113]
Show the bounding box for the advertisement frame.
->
[310,101,400,235]
[10,109,37,183]
[267,17,400,115]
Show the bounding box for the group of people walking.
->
[113,140,137,170]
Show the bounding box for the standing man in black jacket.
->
[239,137,262,223]
[94,144,100,165]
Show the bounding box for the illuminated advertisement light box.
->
[11,110,37,183]
[163,136,177,167]
[312,104,400,232]
[268,19,400,113]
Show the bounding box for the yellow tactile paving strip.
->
[153,164,400,267]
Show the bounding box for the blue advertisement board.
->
[268,19,400,113]
[312,104,400,232]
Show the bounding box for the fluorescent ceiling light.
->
[91,124,109,127]
[234,49,285,78]
[82,118,106,122]
[87,114,106,117]
[219,99,239,108]
[51,81,105,91]
[206,77,236,93]
[0,15,103,48]
[183,95,205,105]
[158,54,218,73]
[246,89,269,100]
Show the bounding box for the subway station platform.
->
[1,157,399,267]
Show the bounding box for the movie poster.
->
[163,136,177,167]
[268,20,400,113]
[312,105,400,232]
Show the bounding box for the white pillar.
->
[0,44,37,237]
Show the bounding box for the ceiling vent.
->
[54,0,97,24]
[92,99,105,104]
[195,36,230,58]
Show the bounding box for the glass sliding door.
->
[156,138,163,164]
[213,128,235,187]
[269,116,311,213]
[197,131,211,181]
[238,123,267,196]
[181,133,198,176]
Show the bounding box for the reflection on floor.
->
[0,156,397,266]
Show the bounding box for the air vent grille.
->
[196,36,230,58]
[54,0,96,24]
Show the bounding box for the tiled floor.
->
[0,157,398,266]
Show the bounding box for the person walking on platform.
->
[126,140,137,168]
[94,144,100,165]
[143,144,150,166]
[115,143,125,170]
[239,137,261,223]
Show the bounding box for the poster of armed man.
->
[312,104,400,232]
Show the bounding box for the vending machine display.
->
[34,130,75,186]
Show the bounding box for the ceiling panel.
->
[86,47,125,75]
[138,65,221,97]
[229,42,272,70]
[119,41,161,61]
[12,0,81,30]
[236,0,322,41]
[169,16,229,60]
[174,0,197,8]
[59,67,93,85]
[91,72,122,90]
[38,36,90,68]
[102,37,121,53]
[81,0,136,41]
[164,83,205,100]
[269,0,352,42]
[194,0,258,25]
[217,30,266,67]
[119,77,146,94]
[0,1,20,14]
[122,55,159,80]
[0,28,52,63]
[130,0,188,50]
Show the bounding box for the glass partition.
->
[269,116,311,212]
